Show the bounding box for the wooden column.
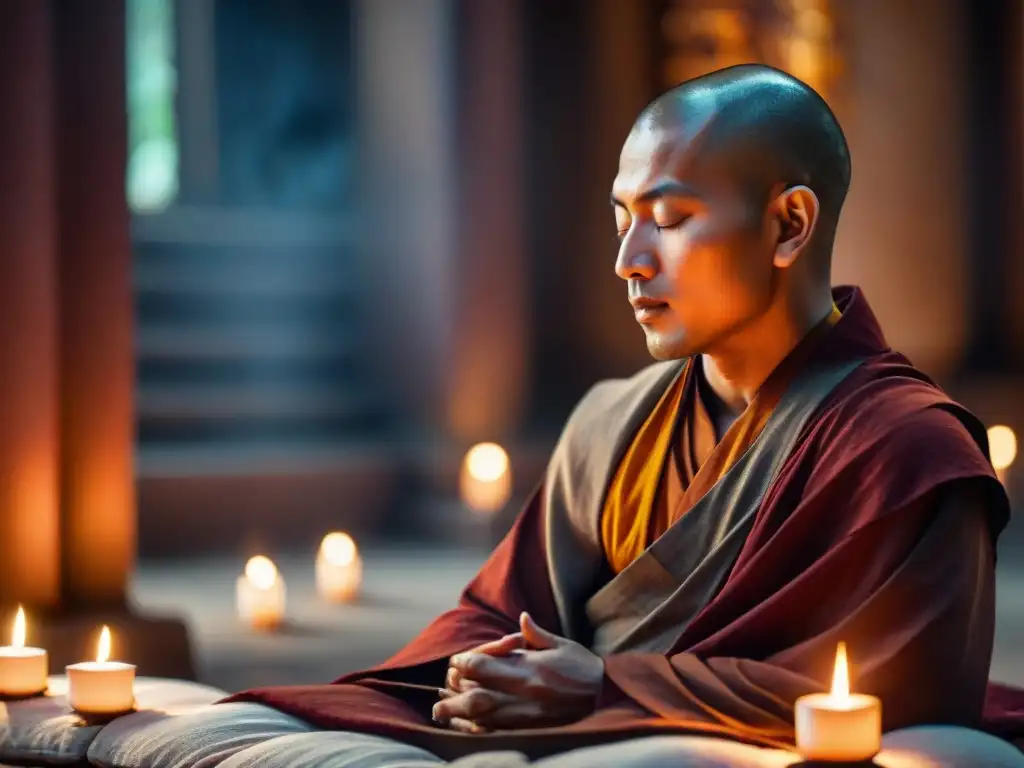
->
[0,0,62,611]
[831,0,969,379]
[354,0,458,434]
[447,0,529,442]
[53,0,136,610]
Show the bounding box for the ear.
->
[770,185,819,269]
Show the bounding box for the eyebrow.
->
[610,180,701,208]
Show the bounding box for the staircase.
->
[131,207,398,556]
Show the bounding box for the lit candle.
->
[236,555,286,630]
[795,642,881,761]
[988,425,1017,486]
[459,442,512,513]
[316,532,362,603]
[0,606,48,697]
[66,626,136,715]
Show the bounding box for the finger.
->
[469,632,525,657]
[448,717,488,734]
[445,667,481,694]
[472,699,549,731]
[519,612,560,651]
[448,652,531,690]
[432,687,516,723]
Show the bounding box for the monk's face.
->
[611,120,778,361]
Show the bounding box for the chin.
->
[643,328,695,361]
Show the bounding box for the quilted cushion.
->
[91,696,1024,768]
[87,702,311,768]
[94,703,1024,768]
[0,676,225,767]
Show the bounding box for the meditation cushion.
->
[2,677,1023,767]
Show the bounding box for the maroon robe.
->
[223,287,1024,760]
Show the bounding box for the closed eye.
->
[655,215,691,231]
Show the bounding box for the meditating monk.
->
[220,64,1024,762]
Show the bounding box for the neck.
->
[701,288,835,412]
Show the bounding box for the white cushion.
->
[0,676,225,767]
[87,702,312,768]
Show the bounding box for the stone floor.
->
[131,541,1024,696]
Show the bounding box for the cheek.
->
[664,227,771,316]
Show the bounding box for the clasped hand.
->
[431,612,604,733]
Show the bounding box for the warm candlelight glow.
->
[317,532,362,603]
[237,555,286,629]
[0,605,48,697]
[245,555,278,590]
[11,606,25,649]
[466,443,509,482]
[321,532,356,566]
[795,641,881,761]
[66,625,135,715]
[97,626,111,663]
[460,443,513,513]
[989,425,1017,471]
[830,641,849,700]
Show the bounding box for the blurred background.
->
[1,0,1022,694]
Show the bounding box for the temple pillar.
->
[354,0,458,435]
[447,0,529,443]
[53,0,136,611]
[831,0,969,379]
[0,0,62,612]
[0,0,193,678]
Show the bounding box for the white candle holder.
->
[459,443,512,514]
[66,625,136,716]
[316,532,362,604]
[0,606,48,698]
[795,642,882,762]
[66,661,136,715]
[237,556,286,630]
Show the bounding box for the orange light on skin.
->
[795,643,882,761]
[66,625,136,714]
[989,425,1017,485]
[316,532,362,604]
[459,443,512,513]
[0,605,48,697]
[237,556,286,630]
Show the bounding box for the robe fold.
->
[223,286,1024,761]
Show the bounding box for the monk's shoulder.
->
[564,360,678,431]
[804,356,996,490]
[553,360,678,459]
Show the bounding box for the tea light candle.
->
[459,442,512,513]
[316,532,362,603]
[66,626,136,715]
[0,606,48,697]
[795,642,881,762]
[237,555,286,630]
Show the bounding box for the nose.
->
[614,235,657,282]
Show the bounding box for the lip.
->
[630,298,669,324]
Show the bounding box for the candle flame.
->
[12,605,26,648]
[830,641,850,700]
[320,532,356,566]
[97,625,111,663]
[245,555,278,590]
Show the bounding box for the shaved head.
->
[612,64,850,362]
[636,64,851,239]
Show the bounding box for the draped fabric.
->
[222,288,1024,762]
